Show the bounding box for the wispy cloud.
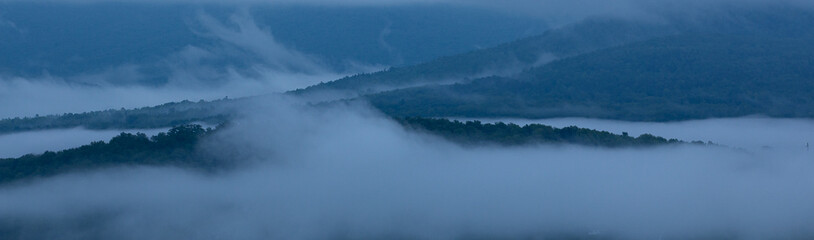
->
[0,14,18,31]
[192,9,328,74]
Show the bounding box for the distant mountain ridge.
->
[296,3,814,100]
[367,33,814,121]
[292,18,677,99]
[0,2,546,85]
[3,5,814,133]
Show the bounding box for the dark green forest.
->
[0,99,235,135]
[0,125,223,185]
[398,117,682,147]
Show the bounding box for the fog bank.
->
[1,97,813,239]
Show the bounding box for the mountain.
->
[367,33,814,121]
[0,17,676,133]
[0,2,546,85]
[3,4,814,132]
[295,4,814,100]
[293,18,676,99]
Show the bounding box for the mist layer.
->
[1,98,812,239]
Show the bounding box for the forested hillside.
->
[293,18,675,98]
[398,117,683,147]
[293,5,814,99]
[0,99,236,134]
[0,125,222,185]
[368,34,814,121]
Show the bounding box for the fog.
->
[0,127,168,158]
[1,97,813,239]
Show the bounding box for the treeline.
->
[0,124,224,185]
[0,99,235,135]
[398,117,683,147]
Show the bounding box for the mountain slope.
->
[367,34,814,121]
[292,18,676,99]
[3,5,814,132]
[0,17,675,133]
[293,5,814,99]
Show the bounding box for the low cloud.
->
[1,96,812,239]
